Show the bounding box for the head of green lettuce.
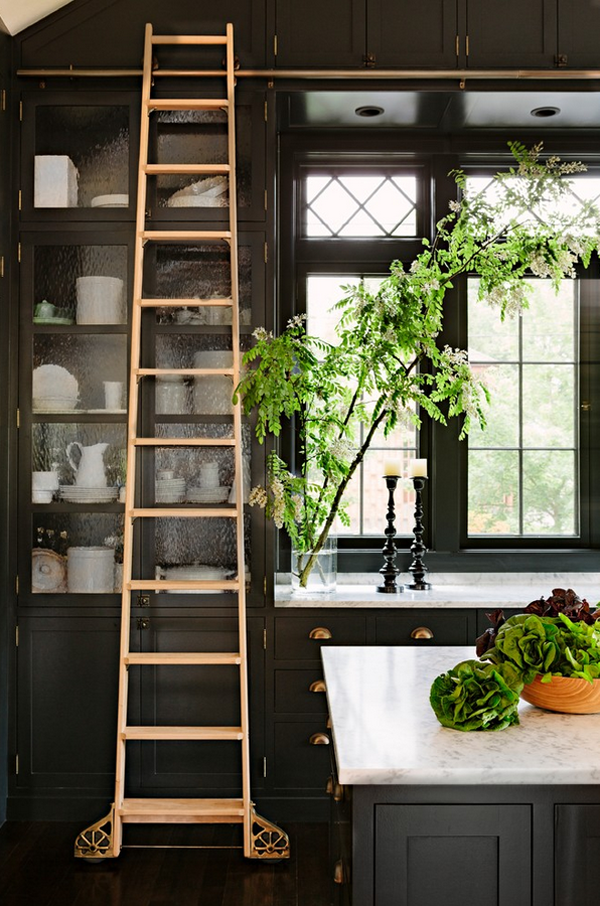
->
[430,613,600,731]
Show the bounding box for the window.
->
[279,136,600,570]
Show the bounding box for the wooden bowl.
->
[521,674,600,714]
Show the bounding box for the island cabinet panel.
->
[274,614,367,660]
[555,805,600,905]
[372,803,532,906]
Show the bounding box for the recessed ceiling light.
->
[355,105,384,118]
[530,106,561,118]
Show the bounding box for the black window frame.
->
[278,132,600,573]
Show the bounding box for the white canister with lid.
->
[67,546,115,593]
[192,351,233,414]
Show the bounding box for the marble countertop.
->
[276,574,600,609]
[322,645,600,786]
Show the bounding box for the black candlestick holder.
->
[408,476,431,590]
[376,475,404,594]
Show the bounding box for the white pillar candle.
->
[409,458,428,478]
[383,461,401,476]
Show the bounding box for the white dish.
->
[91,194,129,208]
[87,409,127,414]
[32,364,79,399]
[60,487,119,503]
[187,486,230,504]
[33,397,79,412]
[156,564,232,594]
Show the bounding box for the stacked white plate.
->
[187,486,230,504]
[59,486,119,503]
[91,194,129,208]
[32,364,79,411]
[155,477,186,503]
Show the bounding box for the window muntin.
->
[306,275,418,537]
[303,171,419,238]
[467,277,579,537]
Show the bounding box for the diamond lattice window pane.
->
[304,172,418,237]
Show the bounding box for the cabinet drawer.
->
[375,612,469,646]
[275,615,366,660]
[275,668,328,714]
[273,721,332,789]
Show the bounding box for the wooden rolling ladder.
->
[74,23,289,861]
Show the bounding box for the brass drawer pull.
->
[309,679,327,693]
[309,732,330,745]
[309,627,332,640]
[334,859,346,884]
[326,775,334,795]
[333,781,344,802]
[410,626,434,640]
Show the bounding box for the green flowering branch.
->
[234,143,600,588]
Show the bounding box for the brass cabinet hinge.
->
[264,189,268,211]
[263,628,267,650]
[273,34,278,57]
[465,34,470,57]
[18,190,22,211]
[263,756,267,778]
[264,100,268,122]
[0,256,4,277]
[1,89,5,112]
[264,242,268,264]
[263,575,267,596]
[19,100,22,121]
[455,35,460,57]
[15,754,19,775]
[16,408,20,428]
[17,242,21,263]
[15,624,19,645]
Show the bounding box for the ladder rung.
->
[151,70,229,79]
[124,652,242,666]
[139,297,233,308]
[143,164,230,176]
[141,230,231,242]
[133,438,235,447]
[122,726,244,741]
[146,99,229,112]
[135,368,235,377]
[119,798,245,823]
[152,35,229,45]
[130,507,238,518]
[127,580,241,592]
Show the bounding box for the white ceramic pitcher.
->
[66,442,109,488]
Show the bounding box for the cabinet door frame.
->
[368,0,459,69]
[19,89,140,224]
[274,0,367,68]
[464,0,558,68]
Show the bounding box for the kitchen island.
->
[322,646,600,906]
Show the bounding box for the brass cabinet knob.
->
[309,679,327,693]
[333,781,344,802]
[334,859,346,884]
[410,625,434,640]
[309,627,332,640]
[309,732,330,745]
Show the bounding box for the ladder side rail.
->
[224,21,253,854]
[113,21,156,851]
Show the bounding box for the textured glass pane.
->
[33,244,128,325]
[468,364,519,448]
[521,281,577,362]
[152,424,250,500]
[150,244,251,326]
[468,277,519,361]
[32,513,124,594]
[522,365,575,449]
[153,106,252,210]
[468,450,520,535]
[523,451,577,535]
[33,336,127,412]
[35,106,129,207]
[32,422,126,501]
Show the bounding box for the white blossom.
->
[252,327,273,342]
[287,313,307,329]
[248,486,268,509]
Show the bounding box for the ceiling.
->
[0,0,75,35]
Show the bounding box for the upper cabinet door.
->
[275,0,367,67]
[368,0,459,69]
[465,0,558,68]
[558,0,600,68]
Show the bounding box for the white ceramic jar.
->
[67,546,115,593]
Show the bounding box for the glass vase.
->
[291,536,337,595]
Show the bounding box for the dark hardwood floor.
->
[0,821,331,905]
